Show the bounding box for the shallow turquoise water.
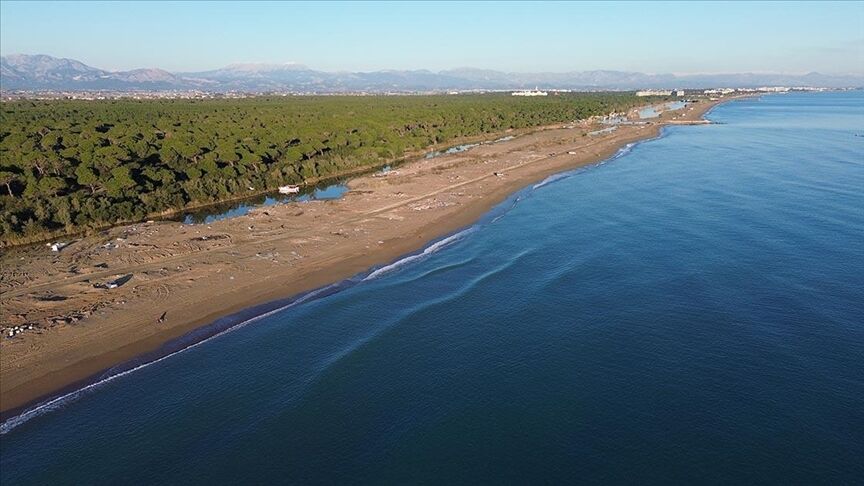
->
[2,92,863,484]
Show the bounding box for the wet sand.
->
[0,96,738,414]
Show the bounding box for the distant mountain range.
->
[2,54,862,92]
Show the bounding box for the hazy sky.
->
[1,1,862,74]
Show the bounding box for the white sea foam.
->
[611,142,636,159]
[364,228,474,281]
[531,142,638,192]
[533,173,571,190]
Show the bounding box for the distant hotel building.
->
[636,89,672,97]
[512,88,548,97]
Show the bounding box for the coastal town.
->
[0,84,844,101]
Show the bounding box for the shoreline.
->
[0,95,745,419]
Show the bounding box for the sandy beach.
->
[0,96,736,415]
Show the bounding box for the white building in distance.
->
[512,88,548,97]
[636,89,672,97]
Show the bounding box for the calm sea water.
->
[2,92,863,484]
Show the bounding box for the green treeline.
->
[0,93,646,245]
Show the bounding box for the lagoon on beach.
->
[2,92,863,484]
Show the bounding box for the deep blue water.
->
[2,92,863,484]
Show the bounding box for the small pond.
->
[174,181,349,225]
[639,101,688,119]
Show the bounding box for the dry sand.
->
[0,96,737,414]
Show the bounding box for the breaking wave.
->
[364,228,475,281]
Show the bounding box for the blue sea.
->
[2,92,863,484]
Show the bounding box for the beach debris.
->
[493,172,504,177]
[48,242,69,252]
[410,199,455,211]
[93,274,133,290]
[5,324,35,338]
[568,151,578,155]
[588,126,619,136]
[193,233,229,242]
[157,311,167,323]
[34,293,67,302]
[255,250,280,260]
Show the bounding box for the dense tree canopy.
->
[0,93,648,245]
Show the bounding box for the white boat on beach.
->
[278,185,300,194]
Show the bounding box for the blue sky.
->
[1,1,862,74]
